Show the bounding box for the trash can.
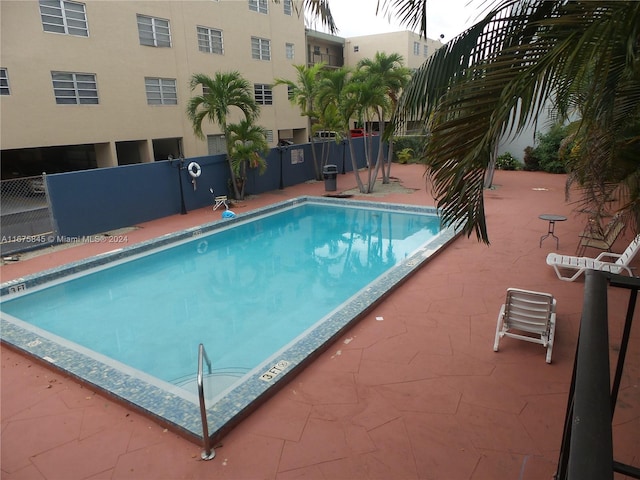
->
[323,164,338,192]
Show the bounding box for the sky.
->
[307,0,478,42]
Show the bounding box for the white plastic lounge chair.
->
[493,288,556,364]
[547,234,640,282]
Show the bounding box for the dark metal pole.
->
[176,157,187,215]
[278,146,284,190]
[341,139,347,174]
[610,286,636,413]
[568,270,613,480]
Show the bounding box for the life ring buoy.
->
[187,162,201,178]
[197,240,208,254]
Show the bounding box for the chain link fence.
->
[1,175,56,256]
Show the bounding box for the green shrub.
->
[396,148,414,164]
[495,152,520,170]
[529,124,569,173]
[393,136,424,163]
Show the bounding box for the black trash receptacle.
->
[323,164,338,192]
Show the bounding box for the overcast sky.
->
[307,0,477,42]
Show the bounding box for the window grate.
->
[251,37,271,60]
[51,71,98,104]
[0,68,10,95]
[39,0,88,37]
[286,43,294,60]
[248,0,268,14]
[137,14,171,47]
[254,84,273,105]
[145,77,177,105]
[197,26,223,54]
[283,0,292,15]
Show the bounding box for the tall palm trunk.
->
[372,113,386,188]
[223,128,242,199]
[384,139,395,183]
[347,137,365,192]
[309,136,322,180]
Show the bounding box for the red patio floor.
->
[1,164,638,479]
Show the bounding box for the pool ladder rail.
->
[198,343,215,460]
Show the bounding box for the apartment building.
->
[0,1,445,179]
[344,31,443,71]
[0,0,308,176]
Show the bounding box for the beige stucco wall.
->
[0,0,307,160]
[344,31,443,70]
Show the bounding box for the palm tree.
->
[315,67,369,191]
[311,102,345,174]
[274,63,326,180]
[356,52,411,183]
[227,119,269,200]
[345,74,390,193]
[186,71,260,199]
[391,0,640,244]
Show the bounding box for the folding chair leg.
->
[493,306,505,352]
[545,320,555,364]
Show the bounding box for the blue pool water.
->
[0,197,458,441]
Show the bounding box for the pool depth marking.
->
[259,360,291,382]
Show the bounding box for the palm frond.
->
[299,0,337,34]
[396,0,640,243]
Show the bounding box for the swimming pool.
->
[0,196,458,443]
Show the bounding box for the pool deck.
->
[1,164,638,479]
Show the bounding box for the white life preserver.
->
[187,162,201,178]
[197,240,208,254]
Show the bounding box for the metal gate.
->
[0,174,56,256]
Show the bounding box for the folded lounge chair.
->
[576,213,624,256]
[493,288,556,364]
[547,234,640,282]
[209,188,229,211]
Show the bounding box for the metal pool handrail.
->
[197,343,215,460]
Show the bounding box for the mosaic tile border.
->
[0,196,460,444]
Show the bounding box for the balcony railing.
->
[555,270,640,480]
[308,52,343,68]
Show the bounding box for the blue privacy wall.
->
[47,155,229,236]
[46,140,374,237]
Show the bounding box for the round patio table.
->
[539,214,567,248]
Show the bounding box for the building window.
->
[0,68,10,95]
[265,130,274,143]
[207,134,227,155]
[413,41,420,55]
[248,0,268,14]
[423,44,428,57]
[254,84,272,105]
[283,0,292,15]
[39,0,88,37]
[51,71,98,104]
[137,14,171,47]
[197,26,223,54]
[251,37,271,60]
[285,43,294,60]
[145,77,177,105]
[353,45,359,53]
[287,85,294,100]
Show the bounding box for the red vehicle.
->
[350,128,366,137]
